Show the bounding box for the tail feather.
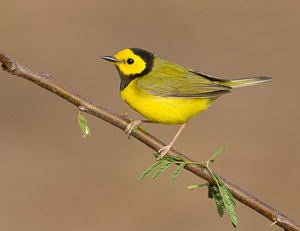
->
[217,77,272,88]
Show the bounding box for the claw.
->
[125,120,142,137]
[157,145,172,160]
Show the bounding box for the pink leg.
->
[158,123,187,159]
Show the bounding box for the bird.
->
[101,48,272,159]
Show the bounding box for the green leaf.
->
[219,184,238,227]
[191,147,238,227]
[203,155,238,227]
[214,174,238,207]
[78,112,91,138]
[139,125,149,134]
[187,183,207,190]
[213,174,238,227]
[208,185,213,199]
[209,147,225,163]
[162,154,185,162]
[141,154,189,182]
[152,161,174,179]
[132,125,138,133]
[208,184,225,217]
[170,161,186,183]
[139,159,164,181]
[227,186,238,207]
[222,185,238,207]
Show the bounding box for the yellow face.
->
[113,49,147,76]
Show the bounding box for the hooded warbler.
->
[102,48,272,158]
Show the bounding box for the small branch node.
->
[79,106,86,111]
[40,72,51,78]
[1,61,18,73]
[270,220,277,227]
[121,110,128,117]
[0,51,18,73]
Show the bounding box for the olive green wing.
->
[136,62,232,98]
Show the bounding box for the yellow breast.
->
[120,79,213,124]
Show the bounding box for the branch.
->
[1,50,299,231]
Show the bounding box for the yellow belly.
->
[120,79,214,124]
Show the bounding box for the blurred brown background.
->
[1,0,299,230]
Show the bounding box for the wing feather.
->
[136,60,231,98]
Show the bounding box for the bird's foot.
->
[125,120,142,138]
[157,144,173,160]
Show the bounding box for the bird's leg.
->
[157,123,187,159]
[125,120,152,138]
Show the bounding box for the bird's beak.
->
[101,56,122,63]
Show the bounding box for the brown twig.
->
[1,50,299,230]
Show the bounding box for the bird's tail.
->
[217,77,272,89]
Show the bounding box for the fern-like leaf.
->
[212,173,238,227]
[139,159,164,181]
[152,161,174,179]
[78,112,91,138]
[208,184,225,217]
[215,174,238,207]
[209,147,225,163]
[218,184,238,227]
[187,183,207,190]
[170,161,186,183]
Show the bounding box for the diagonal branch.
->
[1,50,299,231]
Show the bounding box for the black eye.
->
[127,58,134,65]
